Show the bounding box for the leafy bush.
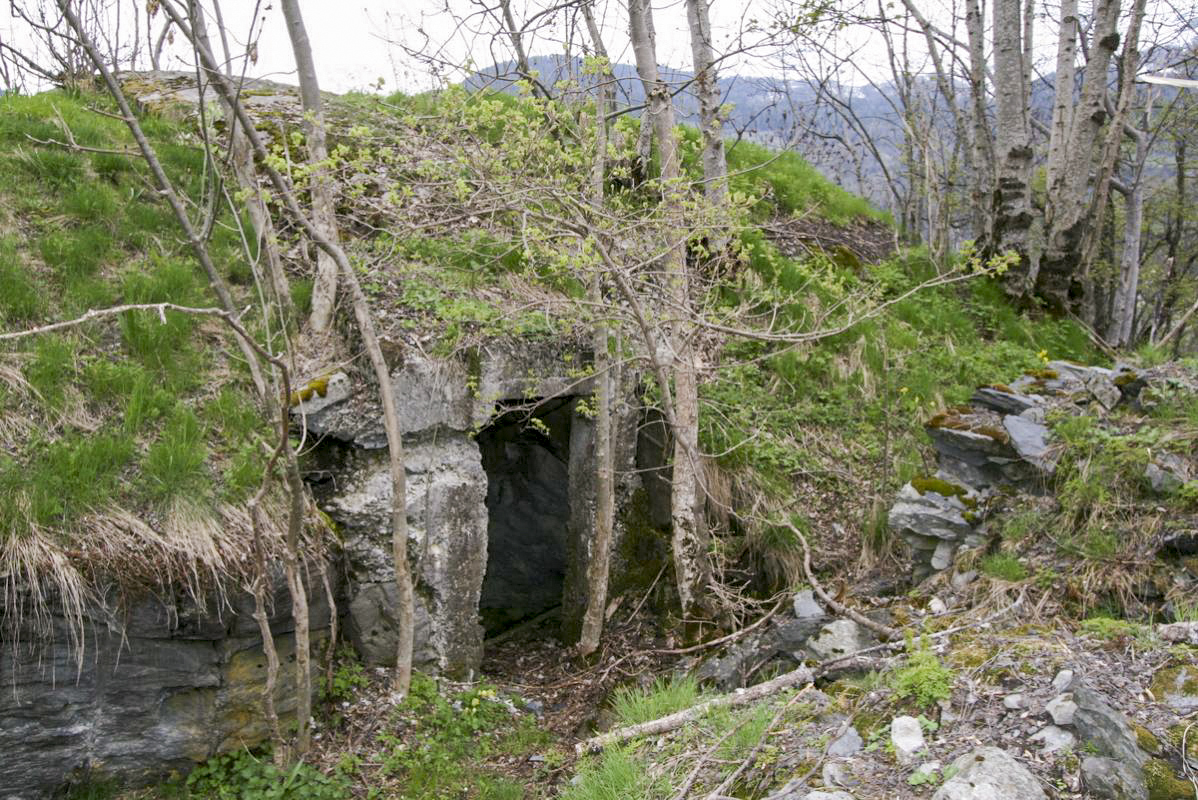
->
[891,639,954,709]
[182,750,350,800]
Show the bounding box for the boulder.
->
[890,715,926,765]
[1072,687,1149,768]
[970,386,1040,415]
[1157,621,1198,645]
[1081,756,1148,800]
[793,589,825,619]
[931,747,1046,800]
[1045,693,1077,726]
[1029,725,1075,753]
[1002,414,1056,474]
[827,726,863,757]
[807,620,870,661]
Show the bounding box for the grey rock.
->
[1051,669,1077,692]
[804,792,856,800]
[932,747,1046,800]
[0,569,335,798]
[891,715,926,765]
[1151,664,1198,712]
[1146,453,1192,494]
[827,726,864,757]
[822,761,858,788]
[1003,414,1057,473]
[971,386,1039,415]
[888,483,976,541]
[794,589,825,619]
[928,596,948,615]
[931,541,957,571]
[1081,756,1148,800]
[1046,693,1077,726]
[1072,687,1149,767]
[1086,373,1123,410]
[1030,724,1075,753]
[951,570,978,591]
[807,620,870,661]
[1003,693,1026,710]
[1158,621,1198,645]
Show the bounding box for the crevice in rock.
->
[477,397,576,638]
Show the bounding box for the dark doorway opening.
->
[476,398,575,637]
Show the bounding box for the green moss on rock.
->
[1144,758,1192,800]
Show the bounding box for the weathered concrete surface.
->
[302,343,640,677]
[0,571,335,799]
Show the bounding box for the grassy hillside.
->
[0,91,281,614]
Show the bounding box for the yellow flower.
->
[899,386,909,395]
[1037,349,1049,364]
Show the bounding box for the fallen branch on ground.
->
[575,664,814,755]
[786,521,900,641]
[575,595,1023,756]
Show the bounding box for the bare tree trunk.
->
[965,0,994,242]
[1108,132,1147,346]
[1078,0,1147,308]
[1039,0,1122,311]
[1045,0,1078,193]
[684,0,728,233]
[279,0,340,333]
[633,4,656,185]
[990,0,1036,291]
[579,5,615,659]
[159,0,416,699]
[628,0,710,633]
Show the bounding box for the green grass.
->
[559,748,662,800]
[0,90,269,555]
[980,552,1029,582]
[609,675,707,726]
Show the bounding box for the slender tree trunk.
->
[965,0,994,242]
[1045,0,1078,193]
[990,0,1036,291]
[1078,0,1147,290]
[684,0,728,246]
[279,0,340,333]
[1039,0,1122,311]
[628,0,710,632]
[1108,132,1147,346]
[579,5,615,659]
[159,0,416,699]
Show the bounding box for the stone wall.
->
[300,342,643,677]
[0,569,336,799]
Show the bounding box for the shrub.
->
[183,750,350,800]
[891,639,954,709]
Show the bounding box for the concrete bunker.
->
[476,397,576,636]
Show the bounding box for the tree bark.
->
[1078,0,1146,330]
[628,0,711,631]
[1108,131,1147,346]
[579,47,614,658]
[1045,0,1078,194]
[965,0,994,242]
[990,0,1036,291]
[1039,0,1123,311]
[684,0,728,224]
[279,0,340,333]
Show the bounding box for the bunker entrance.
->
[477,398,575,638]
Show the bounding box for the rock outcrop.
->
[0,569,336,799]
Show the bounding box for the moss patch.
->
[1144,758,1193,800]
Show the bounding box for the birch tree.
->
[628,0,712,631]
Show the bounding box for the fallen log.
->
[575,664,814,755]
